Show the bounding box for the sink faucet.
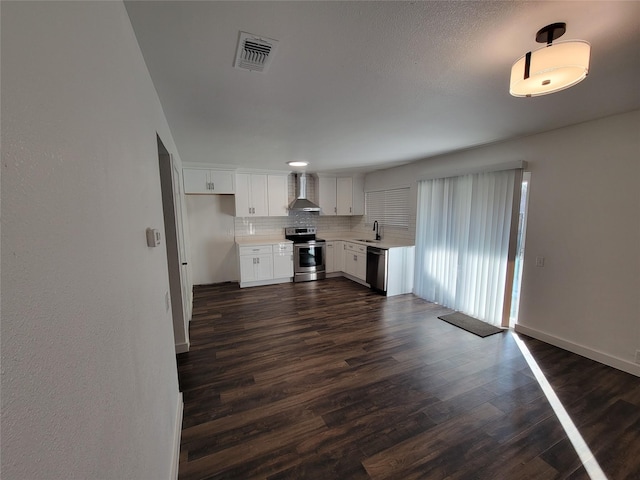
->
[373,220,381,241]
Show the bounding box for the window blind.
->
[365,187,410,228]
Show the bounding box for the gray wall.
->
[366,110,640,375]
[2,2,184,478]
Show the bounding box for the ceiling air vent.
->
[234,31,279,73]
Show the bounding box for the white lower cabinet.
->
[238,242,292,287]
[343,242,367,281]
[272,243,294,278]
[239,245,273,283]
[333,241,344,272]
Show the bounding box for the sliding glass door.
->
[414,168,522,326]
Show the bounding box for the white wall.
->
[2,2,184,479]
[186,195,238,284]
[366,110,640,375]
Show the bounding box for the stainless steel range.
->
[285,227,326,282]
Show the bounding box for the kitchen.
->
[184,170,415,295]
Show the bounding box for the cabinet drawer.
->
[272,243,293,253]
[345,242,366,254]
[239,245,273,256]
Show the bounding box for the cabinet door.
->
[334,241,344,272]
[355,252,367,280]
[351,176,365,215]
[239,255,258,282]
[325,243,335,273]
[251,174,269,217]
[336,177,353,215]
[235,173,252,216]
[255,254,273,280]
[183,168,210,194]
[273,252,293,278]
[267,175,289,217]
[209,170,235,194]
[318,177,337,216]
[344,245,357,277]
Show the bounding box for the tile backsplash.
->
[235,213,414,243]
[234,213,353,237]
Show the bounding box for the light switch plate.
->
[146,228,161,247]
[535,256,545,267]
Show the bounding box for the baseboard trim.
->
[514,324,640,377]
[175,342,189,354]
[171,392,184,480]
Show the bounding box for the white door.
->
[251,175,269,216]
[255,254,273,280]
[172,160,192,324]
[336,177,353,215]
[235,173,252,216]
[182,168,209,194]
[267,175,289,216]
[318,177,337,215]
[239,255,258,282]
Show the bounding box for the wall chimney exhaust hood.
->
[288,173,320,212]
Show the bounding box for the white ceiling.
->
[125,1,640,174]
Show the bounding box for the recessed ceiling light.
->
[287,161,309,167]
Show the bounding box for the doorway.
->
[509,172,531,328]
[157,135,190,353]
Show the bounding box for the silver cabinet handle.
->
[211,182,214,191]
[257,258,260,264]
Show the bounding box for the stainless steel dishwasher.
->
[366,246,388,294]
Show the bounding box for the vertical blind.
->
[365,187,410,228]
[414,169,517,326]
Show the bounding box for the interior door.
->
[172,159,192,325]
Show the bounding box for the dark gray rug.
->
[438,312,504,338]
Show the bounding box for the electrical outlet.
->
[635,350,640,365]
[535,256,545,267]
[165,291,171,312]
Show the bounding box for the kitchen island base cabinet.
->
[238,243,293,288]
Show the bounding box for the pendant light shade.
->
[510,23,591,97]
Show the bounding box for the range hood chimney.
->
[288,173,321,212]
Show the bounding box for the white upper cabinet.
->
[183,168,235,194]
[318,176,364,216]
[336,177,353,215]
[235,173,268,217]
[318,177,338,216]
[267,174,289,217]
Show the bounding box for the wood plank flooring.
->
[177,277,640,479]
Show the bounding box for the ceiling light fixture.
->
[287,161,309,167]
[510,22,590,97]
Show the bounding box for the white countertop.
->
[234,235,414,249]
[234,236,292,246]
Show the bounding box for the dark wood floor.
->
[177,277,640,480]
